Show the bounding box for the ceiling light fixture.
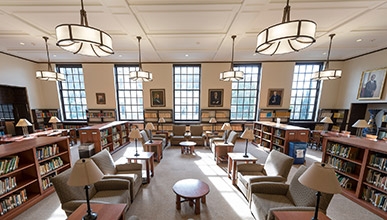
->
[36,36,65,81]
[129,36,153,82]
[220,35,243,81]
[312,34,342,80]
[255,0,316,55]
[55,0,114,57]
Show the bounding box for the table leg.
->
[145,159,150,184]
[190,146,194,154]
[227,157,232,178]
[150,154,154,177]
[232,160,237,185]
[201,195,206,204]
[195,198,200,214]
[181,146,184,154]
[176,194,181,210]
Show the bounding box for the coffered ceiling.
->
[0,0,386,64]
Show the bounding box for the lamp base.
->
[134,152,140,156]
[243,154,249,158]
[83,212,98,220]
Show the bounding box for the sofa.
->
[170,125,187,146]
[188,125,205,146]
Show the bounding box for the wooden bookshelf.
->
[144,109,173,132]
[0,136,71,219]
[31,109,60,130]
[317,109,349,132]
[322,136,387,219]
[258,109,291,123]
[86,109,117,125]
[201,109,230,132]
[78,121,130,154]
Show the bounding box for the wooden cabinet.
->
[144,109,173,132]
[252,121,309,154]
[322,136,387,219]
[79,121,130,154]
[316,109,349,132]
[86,109,117,125]
[0,136,71,219]
[31,109,60,130]
[201,109,230,132]
[258,109,291,123]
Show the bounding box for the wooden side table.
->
[179,141,196,154]
[68,203,127,220]
[273,210,331,220]
[127,152,154,184]
[227,152,258,185]
[144,140,163,162]
[172,179,210,214]
[156,130,169,145]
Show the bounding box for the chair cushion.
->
[237,172,265,188]
[172,125,186,136]
[91,189,129,204]
[190,125,203,136]
[227,131,238,144]
[140,130,149,143]
[264,150,294,177]
[251,193,295,220]
[287,166,316,207]
[90,149,117,175]
[51,169,86,203]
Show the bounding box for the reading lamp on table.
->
[49,116,61,131]
[320,116,333,133]
[129,128,142,156]
[240,128,255,158]
[158,117,166,132]
[16,118,32,137]
[352,119,369,137]
[209,118,217,133]
[298,162,342,220]
[145,122,155,143]
[67,158,104,220]
[221,123,232,144]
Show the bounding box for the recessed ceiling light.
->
[53,54,57,57]
[356,38,362,42]
[118,55,122,58]
[20,42,25,45]
[185,54,189,57]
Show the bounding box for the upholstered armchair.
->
[249,165,334,220]
[170,125,187,146]
[90,149,142,200]
[208,131,227,147]
[51,168,131,216]
[211,130,238,164]
[188,125,205,145]
[236,150,294,200]
[140,130,167,148]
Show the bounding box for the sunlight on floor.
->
[305,152,321,162]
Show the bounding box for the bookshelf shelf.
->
[258,109,291,123]
[86,109,117,125]
[31,109,60,130]
[316,109,349,132]
[201,109,230,133]
[144,109,173,134]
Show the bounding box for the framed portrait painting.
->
[208,89,223,107]
[151,89,165,107]
[357,68,387,100]
[267,88,283,107]
[96,93,106,104]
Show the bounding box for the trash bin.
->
[288,142,307,164]
[78,143,95,158]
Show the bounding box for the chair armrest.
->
[268,207,315,220]
[94,178,130,191]
[213,142,234,147]
[249,176,287,184]
[116,163,142,171]
[237,163,264,172]
[153,134,166,138]
[250,182,289,195]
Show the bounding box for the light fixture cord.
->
[80,0,88,26]
[137,36,143,70]
[325,34,335,70]
[230,35,236,70]
[43,36,53,72]
[282,0,291,22]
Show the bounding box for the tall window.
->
[0,104,14,120]
[115,65,144,121]
[174,65,201,121]
[57,65,87,120]
[230,65,261,121]
[290,63,322,120]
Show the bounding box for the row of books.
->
[366,169,387,191]
[36,144,59,160]
[369,154,387,171]
[0,156,19,175]
[0,189,27,216]
[327,143,359,160]
[0,176,17,196]
[87,112,116,118]
[35,111,58,118]
[42,176,53,191]
[39,157,64,175]
[362,186,387,212]
[337,174,353,189]
[326,156,356,174]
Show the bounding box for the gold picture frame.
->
[357,67,387,100]
[96,93,106,104]
[267,88,283,107]
[208,89,223,107]
[151,89,165,107]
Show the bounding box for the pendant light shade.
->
[255,0,316,55]
[312,34,342,80]
[220,35,244,81]
[36,36,65,81]
[129,36,153,82]
[55,0,114,57]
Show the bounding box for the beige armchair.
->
[249,165,334,220]
[140,130,167,149]
[188,125,205,145]
[170,125,187,146]
[237,150,294,200]
[211,130,238,164]
[51,168,130,216]
[90,149,142,200]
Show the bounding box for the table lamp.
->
[221,123,232,144]
[49,116,61,131]
[240,128,255,158]
[298,162,342,220]
[129,128,142,156]
[320,116,333,133]
[16,118,32,137]
[145,122,155,143]
[352,119,369,137]
[158,117,166,132]
[209,118,217,133]
[67,158,104,220]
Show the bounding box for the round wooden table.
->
[172,179,210,214]
[179,141,196,154]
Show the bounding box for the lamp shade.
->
[36,36,65,82]
[67,158,104,186]
[298,162,342,194]
[220,35,244,81]
[240,129,255,140]
[209,118,217,123]
[320,117,333,124]
[129,36,153,82]
[49,116,61,123]
[16,119,32,127]
[221,123,232,131]
[129,128,142,139]
[158,117,166,123]
[352,119,369,128]
[145,123,155,130]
